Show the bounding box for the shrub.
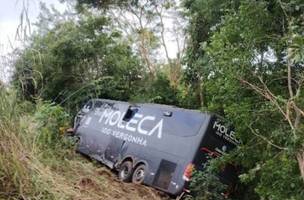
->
[34,101,71,150]
[189,161,231,200]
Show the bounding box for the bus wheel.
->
[132,164,146,184]
[118,161,133,182]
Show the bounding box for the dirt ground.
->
[71,154,171,200]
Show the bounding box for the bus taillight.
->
[183,163,195,181]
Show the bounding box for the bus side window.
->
[123,106,138,121]
[94,101,103,108]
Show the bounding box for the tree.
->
[13,6,142,111]
[131,72,179,105]
[77,0,187,84]
[182,0,240,109]
[184,0,304,199]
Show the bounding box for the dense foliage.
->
[184,0,304,199]
[4,0,304,199]
[13,10,142,112]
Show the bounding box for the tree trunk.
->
[297,151,304,181]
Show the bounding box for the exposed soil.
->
[71,154,170,200]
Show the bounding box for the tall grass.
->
[0,88,36,199]
[0,88,89,199]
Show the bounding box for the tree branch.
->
[248,124,288,151]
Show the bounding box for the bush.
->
[34,101,73,154]
[189,166,230,200]
[34,102,75,161]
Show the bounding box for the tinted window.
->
[137,107,205,137]
[93,100,103,108]
[163,110,205,137]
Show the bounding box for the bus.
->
[71,99,240,197]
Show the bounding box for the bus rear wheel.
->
[132,164,146,184]
[118,161,133,182]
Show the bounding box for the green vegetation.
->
[1,0,304,199]
[189,163,231,200]
[183,0,304,199]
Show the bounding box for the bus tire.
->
[132,164,146,184]
[118,161,133,182]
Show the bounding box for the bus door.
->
[104,105,139,163]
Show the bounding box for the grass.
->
[0,88,164,200]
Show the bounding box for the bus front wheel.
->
[118,161,133,182]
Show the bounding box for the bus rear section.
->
[183,116,240,195]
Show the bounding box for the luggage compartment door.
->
[105,137,126,163]
[153,160,177,190]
